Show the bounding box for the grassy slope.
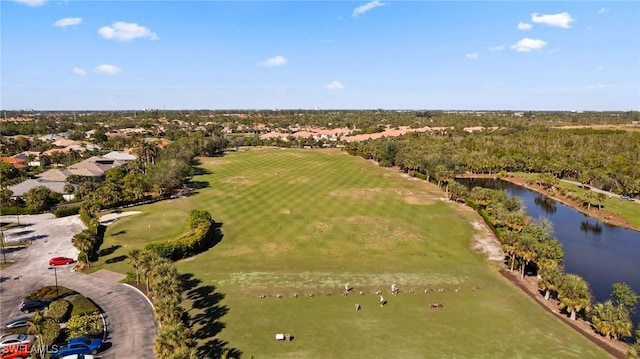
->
[93,149,609,358]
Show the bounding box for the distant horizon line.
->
[3,108,638,113]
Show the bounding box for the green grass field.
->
[92,148,609,358]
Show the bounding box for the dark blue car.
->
[53,337,102,358]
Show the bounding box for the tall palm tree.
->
[558,274,592,320]
[127,249,142,285]
[72,231,95,267]
[538,266,563,301]
[139,250,159,292]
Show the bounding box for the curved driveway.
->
[0,214,157,359]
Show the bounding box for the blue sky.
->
[2,1,639,111]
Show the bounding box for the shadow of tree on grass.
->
[181,273,242,358]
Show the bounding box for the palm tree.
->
[166,347,198,359]
[72,231,95,267]
[154,319,195,358]
[591,301,632,340]
[127,249,142,285]
[139,250,159,292]
[538,266,563,301]
[627,327,640,359]
[558,274,592,320]
[154,297,184,324]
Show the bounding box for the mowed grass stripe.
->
[93,148,609,358]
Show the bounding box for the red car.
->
[49,257,74,266]
[0,343,32,359]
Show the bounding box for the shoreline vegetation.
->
[451,171,635,357]
[456,172,640,233]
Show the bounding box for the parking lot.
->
[0,213,157,358]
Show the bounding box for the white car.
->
[0,333,36,349]
[61,355,95,359]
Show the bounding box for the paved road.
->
[0,214,157,359]
[561,179,639,203]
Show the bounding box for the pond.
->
[460,178,640,329]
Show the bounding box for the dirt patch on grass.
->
[470,220,504,261]
[330,187,437,205]
[289,176,310,184]
[281,208,291,215]
[218,271,465,293]
[223,176,256,186]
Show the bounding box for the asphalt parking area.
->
[0,214,157,358]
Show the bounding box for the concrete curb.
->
[122,283,155,311]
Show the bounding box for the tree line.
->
[455,185,639,351]
[344,127,640,196]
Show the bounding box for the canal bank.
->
[457,175,639,353]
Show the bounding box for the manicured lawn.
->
[93,148,609,358]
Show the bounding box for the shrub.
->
[67,313,103,339]
[53,206,80,218]
[146,220,218,261]
[46,299,72,323]
[77,251,88,264]
[24,286,77,300]
[188,209,212,229]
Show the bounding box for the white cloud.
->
[353,1,385,17]
[510,38,547,52]
[261,55,287,67]
[11,0,46,7]
[98,21,158,41]
[465,53,479,60]
[94,64,120,74]
[326,81,345,90]
[517,22,533,30]
[587,84,610,89]
[53,17,82,28]
[597,7,609,14]
[72,67,87,76]
[531,12,575,28]
[489,45,505,52]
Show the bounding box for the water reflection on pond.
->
[460,178,640,328]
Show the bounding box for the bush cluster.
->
[53,206,81,218]
[145,219,217,261]
[47,299,72,323]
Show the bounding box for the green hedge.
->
[146,221,217,261]
[47,299,72,323]
[0,206,35,216]
[53,206,80,218]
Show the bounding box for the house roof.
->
[8,178,70,196]
[39,168,74,182]
[102,151,137,161]
[1,157,28,169]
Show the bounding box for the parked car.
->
[0,334,35,349]
[61,355,95,359]
[49,257,74,266]
[52,337,102,358]
[0,342,32,359]
[4,316,31,329]
[19,299,50,313]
